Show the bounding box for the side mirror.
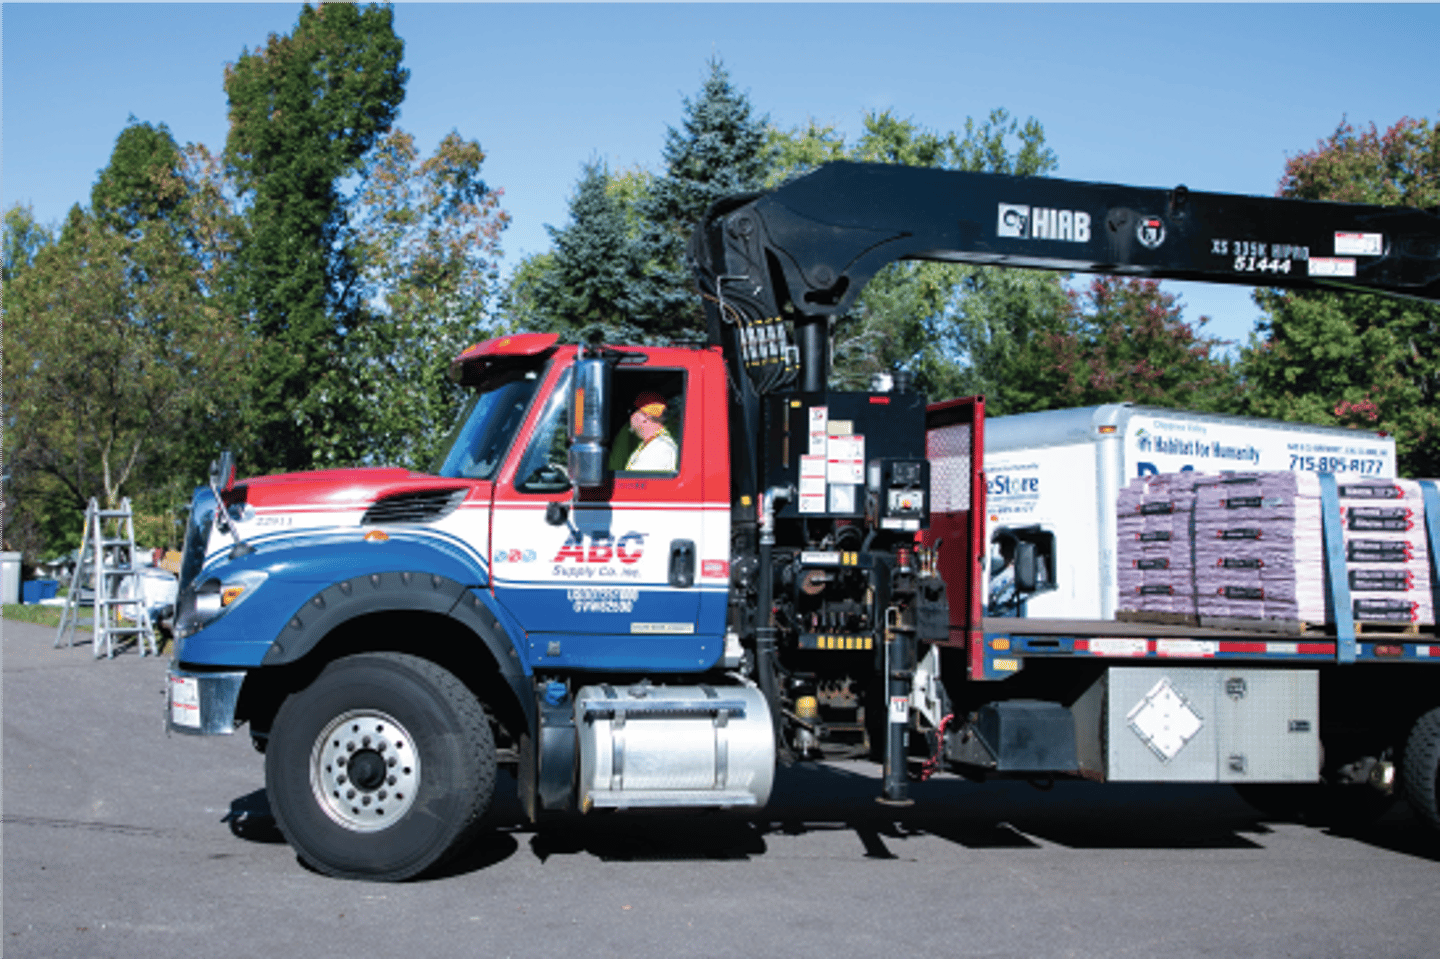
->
[210,450,236,493]
[1014,541,1038,592]
[568,354,611,488]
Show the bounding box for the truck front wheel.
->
[265,652,496,880]
[1403,706,1440,832]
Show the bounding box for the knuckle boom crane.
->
[166,161,1440,880]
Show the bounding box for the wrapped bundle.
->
[1337,480,1433,624]
[1113,471,1435,626]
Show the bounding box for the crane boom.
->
[692,161,1440,390]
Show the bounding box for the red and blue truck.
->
[167,162,1440,880]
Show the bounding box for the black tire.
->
[265,652,496,881]
[1403,706,1440,832]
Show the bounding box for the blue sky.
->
[5,3,1437,350]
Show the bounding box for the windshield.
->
[177,487,216,595]
[433,370,543,479]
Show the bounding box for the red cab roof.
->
[450,332,561,386]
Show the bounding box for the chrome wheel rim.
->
[310,710,420,832]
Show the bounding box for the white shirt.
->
[626,430,678,472]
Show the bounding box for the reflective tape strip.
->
[1155,640,1216,658]
[1081,638,1149,657]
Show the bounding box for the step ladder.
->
[55,498,158,658]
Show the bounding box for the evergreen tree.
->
[632,57,772,339]
[223,3,408,472]
[520,160,653,344]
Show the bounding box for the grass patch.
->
[3,603,66,628]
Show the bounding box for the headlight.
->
[176,569,268,638]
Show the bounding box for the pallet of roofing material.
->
[1118,472,1436,629]
[1115,474,1196,619]
[1334,479,1433,626]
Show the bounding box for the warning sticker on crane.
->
[1309,257,1357,278]
[1334,232,1383,256]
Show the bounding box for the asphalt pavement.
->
[6,616,1440,959]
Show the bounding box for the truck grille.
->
[362,488,467,525]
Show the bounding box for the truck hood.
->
[236,468,486,513]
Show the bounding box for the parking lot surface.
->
[6,617,1440,959]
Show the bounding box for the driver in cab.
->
[625,391,678,472]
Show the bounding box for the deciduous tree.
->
[1043,276,1236,411]
[334,129,510,468]
[4,198,246,555]
[768,108,1070,402]
[1239,115,1440,475]
[223,2,407,472]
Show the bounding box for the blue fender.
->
[174,536,533,731]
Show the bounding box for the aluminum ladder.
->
[55,498,158,658]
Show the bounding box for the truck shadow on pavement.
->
[226,761,1440,880]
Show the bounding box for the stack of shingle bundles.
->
[1190,472,1324,623]
[1337,479,1434,626]
[1116,474,1196,617]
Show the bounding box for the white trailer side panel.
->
[984,405,1397,620]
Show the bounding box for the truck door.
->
[489,351,730,672]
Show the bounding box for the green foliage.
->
[1043,277,1238,411]
[223,2,408,473]
[3,204,53,283]
[774,109,1235,414]
[631,57,772,339]
[1243,288,1439,475]
[3,201,248,558]
[1280,115,1439,207]
[336,129,511,468]
[1239,115,1440,476]
[4,7,514,556]
[604,165,655,237]
[4,118,250,560]
[90,119,187,234]
[930,268,1076,413]
[767,108,1072,402]
[504,58,770,344]
[516,160,655,344]
[764,119,846,188]
[769,107,1056,185]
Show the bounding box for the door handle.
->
[668,539,695,588]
